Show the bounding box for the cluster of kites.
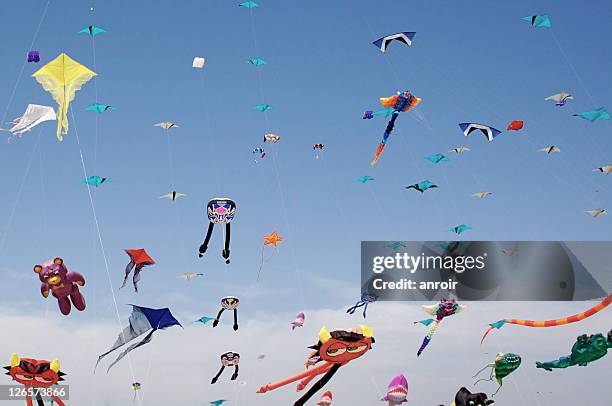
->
[2,5,610,406]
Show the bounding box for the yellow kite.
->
[32,53,96,141]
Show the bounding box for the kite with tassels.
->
[481,293,611,344]
[32,53,96,141]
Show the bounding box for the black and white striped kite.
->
[458,122,501,142]
[372,32,415,52]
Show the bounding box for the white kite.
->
[2,104,56,137]
[545,92,573,106]
[192,57,205,68]
[154,122,178,130]
[585,209,607,217]
[160,191,187,201]
[472,191,492,198]
[178,272,204,281]
[593,165,612,174]
[450,146,470,154]
[538,146,560,154]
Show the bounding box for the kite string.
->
[69,108,143,406]
[0,128,42,256]
[0,0,51,129]
[245,7,306,308]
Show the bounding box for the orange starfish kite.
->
[263,232,284,247]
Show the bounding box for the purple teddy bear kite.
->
[34,257,86,316]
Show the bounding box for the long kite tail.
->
[481,293,612,344]
[417,319,441,356]
[370,111,399,166]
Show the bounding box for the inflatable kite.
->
[381,374,408,405]
[95,305,181,372]
[406,180,437,193]
[199,198,236,264]
[536,330,611,371]
[450,387,494,406]
[291,312,305,330]
[481,293,611,343]
[317,391,333,406]
[313,144,324,159]
[211,352,240,384]
[545,92,573,106]
[27,51,40,63]
[257,325,374,406]
[132,382,141,402]
[473,353,521,395]
[34,258,86,316]
[4,354,67,406]
[1,104,56,137]
[372,32,415,52]
[32,53,96,141]
[121,249,155,292]
[459,123,501,142]
[213,296,240,331]
[368,91,421,166]
[346,292,378,318]
[414,299,465,356]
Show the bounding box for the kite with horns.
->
[368,91,421,166]
[256,325,374,406]
[4,354,67,406]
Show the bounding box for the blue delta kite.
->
[95,305,182,372]
[459,123,501,142]
[522,15,552,28]
[372,32,416,52]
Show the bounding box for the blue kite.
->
[194,316,216,325]
[255,104,272,112]
[210,401,229,406]
[449,224,472,235]
[425,153,449,164]
[406,180,438,193]
[239,1,258,8]
[459,123,501,142]
[574,108,610,123]
[248,57,267,66]
[372,32,416,52]
[78,25,107,36]
[83,176,109,187]
[522,15,552,28]
[86,103,115,113]
[356,175,375,183]
[95,305,182,372]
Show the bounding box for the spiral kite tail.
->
[417,320,440,356]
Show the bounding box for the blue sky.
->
[0,1,611,404]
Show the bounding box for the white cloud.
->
[0,302,610,406]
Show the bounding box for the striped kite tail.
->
[417,320,441,356]
[481,293,612,344]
